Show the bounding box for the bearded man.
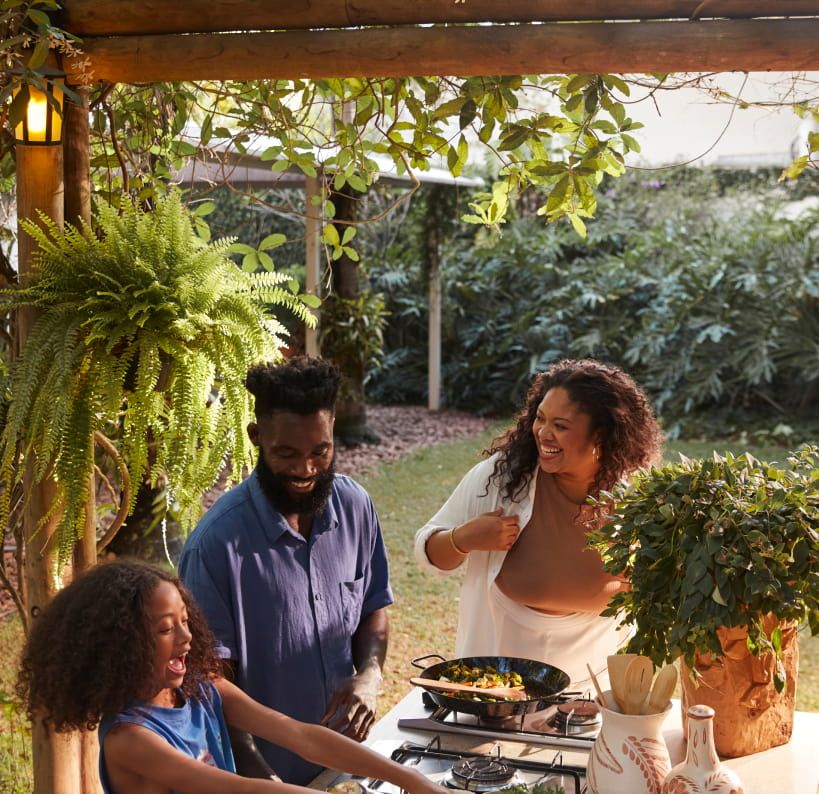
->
[179,356,392,784]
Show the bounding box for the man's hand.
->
[320,668,382,741]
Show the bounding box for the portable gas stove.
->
[397,692,601,750]
[327,737,587,794]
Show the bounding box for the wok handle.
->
[410,653,447,669]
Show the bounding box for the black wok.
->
[411,654,570,719]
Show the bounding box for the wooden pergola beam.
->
[60,0,819,36]
[67,19,819,84]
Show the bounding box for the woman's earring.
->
[593,446,600,463]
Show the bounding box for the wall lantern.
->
[12,66,65,146]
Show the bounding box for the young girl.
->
[17,560,442,794]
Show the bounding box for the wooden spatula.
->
[409,677,528,701]
[587,663,616,711]
[607,653,636,712]
[622,655,654,715]
[644,664,677,714]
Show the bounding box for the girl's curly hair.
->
[486,359,663,502]
[17,560,221,733]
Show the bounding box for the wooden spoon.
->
[622,655,654,715]
[586,663,616,711]
[644,664,677,714]
[409,677,528,701]
[607,653,636,712]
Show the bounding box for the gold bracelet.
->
[449,526,468,555]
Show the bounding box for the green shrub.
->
[367,170,819,428]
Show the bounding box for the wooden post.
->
[426,186,443,412]
[304,174,321,357]
[64,85,104,794]
[63,87,91,230]
[16,144,82,794]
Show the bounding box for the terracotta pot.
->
[587,690,672,794]
[680,618,797,757]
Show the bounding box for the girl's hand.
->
[456,508,520,552]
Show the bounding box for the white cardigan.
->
[414,454,629,690]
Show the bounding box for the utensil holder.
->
[587,690,672,794]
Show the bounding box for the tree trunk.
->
[326,186,379,445]
[425,185,443,412]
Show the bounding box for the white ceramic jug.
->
[587,690,672,794]
[661,704,745,794]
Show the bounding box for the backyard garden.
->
[2,167,819,791]
[1,3,818,790]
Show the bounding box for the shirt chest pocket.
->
[340,577,365,634]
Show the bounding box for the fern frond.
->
[2,190,300,565]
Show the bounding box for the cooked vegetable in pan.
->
[438,662,526,701]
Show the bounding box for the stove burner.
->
[447,756,520,792]
[551,700,601,735]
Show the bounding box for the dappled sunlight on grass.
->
[0,614,32,793]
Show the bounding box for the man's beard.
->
[255,454,336,516]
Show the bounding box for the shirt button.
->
[314,593,322,601]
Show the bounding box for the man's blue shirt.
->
[179,471,393,784]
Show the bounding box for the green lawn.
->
[1,424,816,788]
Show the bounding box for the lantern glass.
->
[13,73,65,145]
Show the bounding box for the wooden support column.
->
[304,174,321,357]
[16,143,82,794]
[64,87,95,577]
[426,186,443,412]
[63,85,104,794]
[63,87,91,230]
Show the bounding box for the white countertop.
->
[313,687,819,794]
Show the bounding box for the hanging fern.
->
[0,192,315,564]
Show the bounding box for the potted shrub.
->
[587,447,819,757]
[0,191,316,566]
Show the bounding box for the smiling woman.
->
[414,359,663,692]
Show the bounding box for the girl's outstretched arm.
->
[103,722,304,794]
[216,678,442,794]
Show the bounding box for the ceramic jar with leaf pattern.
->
[661,705,745,794]
[587,690,672,794]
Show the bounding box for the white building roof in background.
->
[624,72,818,169]
[174,132,483,191]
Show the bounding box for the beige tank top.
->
[495,470,623,615]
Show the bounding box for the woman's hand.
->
[456,508,520,552]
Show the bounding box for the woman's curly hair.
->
[17,560,221,733]
[486,358,663,502]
